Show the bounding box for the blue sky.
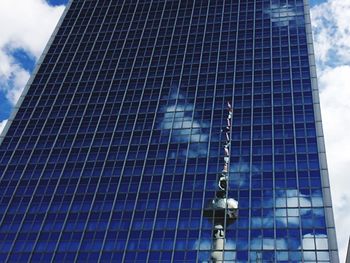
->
[310,0,326,5]
[47,0,69,6]
[0,49,35,120]
[0,0,67,121]
[0,0,349,261]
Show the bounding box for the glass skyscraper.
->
[0,0,339,262]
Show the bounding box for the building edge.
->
[303,0,339,262]
[346,237,350,263]
[0,0,74,145]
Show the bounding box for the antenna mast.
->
[204,101,239,262]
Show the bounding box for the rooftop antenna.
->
[203,101,238,262]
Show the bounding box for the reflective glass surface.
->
[0,0,338,262]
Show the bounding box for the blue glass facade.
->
[0,0,338,262]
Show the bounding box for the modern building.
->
[0,0,338,262]
[346,238,350,263]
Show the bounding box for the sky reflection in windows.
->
[0,0,336,262]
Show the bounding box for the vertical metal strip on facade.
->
[303,0,339,262]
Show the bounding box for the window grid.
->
[0,0,338,262]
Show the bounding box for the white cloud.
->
[317,66,350,262]
[161,104,206,140]
[273,189,324,230]
[301,234,329,261]
[250,237,288,251]
[0,119,8,135]
[311,0,350,70]
[159,90,209,157]
[0,0,64,105]
[266,4,298,27]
